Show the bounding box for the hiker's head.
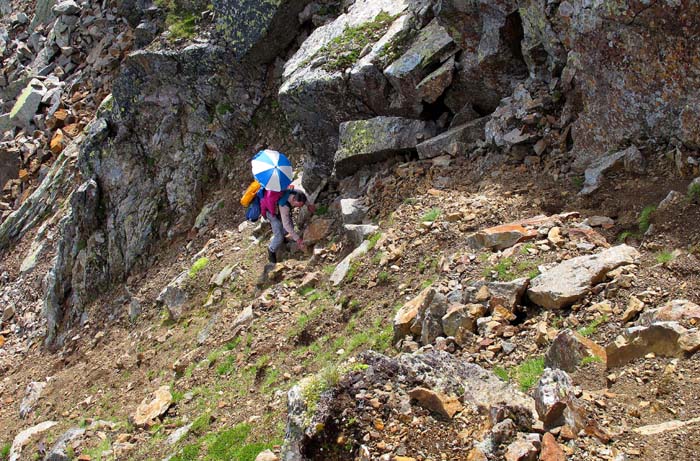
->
[289,190,307,208]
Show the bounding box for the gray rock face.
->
[544,329,605,372]
[383,19,457,107]
[43,30,296,343]
[334,116,436,177]
[0,139,78,249]
[527,245,639,309]
[19,381,47,419]
[45,427,85,461]
[52,0,80,15]
[0,0,11,16]
[554,3,700,169]
[533,369,578,429]
[366,351,537,426]
[157,271,190,321]
[213,0,311,64]
[134,20,158,49]
[0,148,19,190]
[436,0,527,114]
[29,0,56,31]
[340,198,367,225]
[416,116,489,159]
[579,146,645,195]
[281,350,537,459]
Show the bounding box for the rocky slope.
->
[0,0,700,460]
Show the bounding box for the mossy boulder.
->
[213,0,311,63]
[334,116,436,178]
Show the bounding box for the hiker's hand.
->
[306,203,316,215]
[296,238,307,251]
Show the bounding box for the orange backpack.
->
[240,180,261,207]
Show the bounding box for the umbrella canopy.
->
[251,149,293,192]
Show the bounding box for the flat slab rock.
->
[466,214,573,251]
[334,117,436,178]
[527,245,640,309]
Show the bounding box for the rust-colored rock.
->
[393,287,434,344]
[63,123,82,138]
[50,130,65,155]
[467,223,537,251]
[539,433,565,461]
[408,387,463,419]
[302,218,333,244]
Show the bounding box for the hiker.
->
[260,188,313,263]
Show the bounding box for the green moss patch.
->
[315,11,397,72]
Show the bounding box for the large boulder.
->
[281,350,537,460]
[334,116,436,177]
[383,19,458,109]
[527,245,640,310]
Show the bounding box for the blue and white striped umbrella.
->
[251,149,293,192]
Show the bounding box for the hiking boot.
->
[268,248,277,264]
[256,263,275,289]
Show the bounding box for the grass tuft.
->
[577,314,609,337]
[189,257,209,278]
[315,11,396,71]
[638,205,656,234]
[368,232,382,250]
[655,250,674,265]
[513,356,545,392]
[170,443,201,461]
[688,182,700,202]
[0,443,10,461]
[493,366,509,382]
[166,12,197,39]
[580,355,603,366]
[421,207,441,223]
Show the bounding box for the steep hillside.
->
[0,1,700,461]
